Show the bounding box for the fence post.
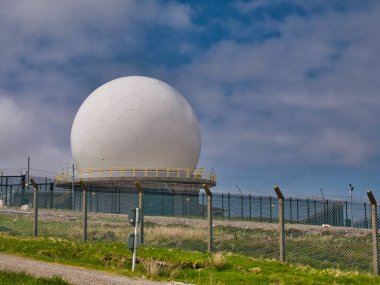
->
[274,186,285,262]
[135,181,144,244]
[30,178,38,237]
[80,181,88,242]
[203,184,213,252]
[5,178,7,204]
[249,194,252,221]
[49,183,54,209]
[241,194,243,220]
[367,190,379,275]
[228,193,231,220]
[269,196,273,222]
[21,175,26,205]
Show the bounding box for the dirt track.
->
[0,253,183,285]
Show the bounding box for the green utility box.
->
[128,233,141,251]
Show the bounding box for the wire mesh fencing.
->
[281,198,373,272]
[1,178,379,274]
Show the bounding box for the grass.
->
[0,233,379,284]
[0,210,374,273]
[0,271,70,285]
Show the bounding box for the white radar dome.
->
[71,76,201,171]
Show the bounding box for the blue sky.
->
[1,0,380,200]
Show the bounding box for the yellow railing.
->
[55,167,216,183]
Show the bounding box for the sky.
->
[1,0,380,200]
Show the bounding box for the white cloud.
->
[176,3,380,169]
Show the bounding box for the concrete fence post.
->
[367,190,379,275]
[203,184,213,252]
[274,185,285,262]
[80,181,88,242]
[135,181,144,244]
[30,178,38,237]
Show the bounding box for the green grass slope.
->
[0,271,70,285]
[0,233,378,285]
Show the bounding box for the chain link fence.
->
[0,176,379,274]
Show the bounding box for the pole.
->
[241,194,243,220]
[44,178,47,208]
[49,183,54,208]
[204,184,213,252]
[21,175,26,205]
[5,176,8,206]
[27,156,30,188]
[135,181,144,244]
[72,164,75,210]
[10,185,12,206]
[274,186,285,262]
[30,178,38,237]
[367,190,379,275]
[80,181,88,242]
[349,184,354,226]
[132,208,139,272]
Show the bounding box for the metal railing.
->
[55,167,217,183]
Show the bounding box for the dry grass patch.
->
[145,226,207,241]
[208,252,228,270]
[141,258,180,277]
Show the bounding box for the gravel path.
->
[0,253,182,285]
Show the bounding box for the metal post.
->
[27,157,30,194]
[184,191,187,216]
[202,192,205,217]
[228,193,231,220]
[0,173,2,203]
[135,181,144,244]
[96,189,99,213]
[326,200,329,224]
[21,175,26,205]
[345,201,348,226]
[161,191,164,216]
[132,208,139,272]
[204,184,213,252]
[314,200,317,224]
[249,194,252,221]
[80,181,88,242]
[9,185,12,206]
[240,194,243,220]
[350,184,354,226]
[367,191,379,275]
[30,178,38,237]
[274,186,285,262]
[5,176,8,206]
[49,183,54,208]
[221,194,224,218]
[269,196,273,222]
[44,178,47,208]
[118,189,121,214]
[72,164,75,210]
